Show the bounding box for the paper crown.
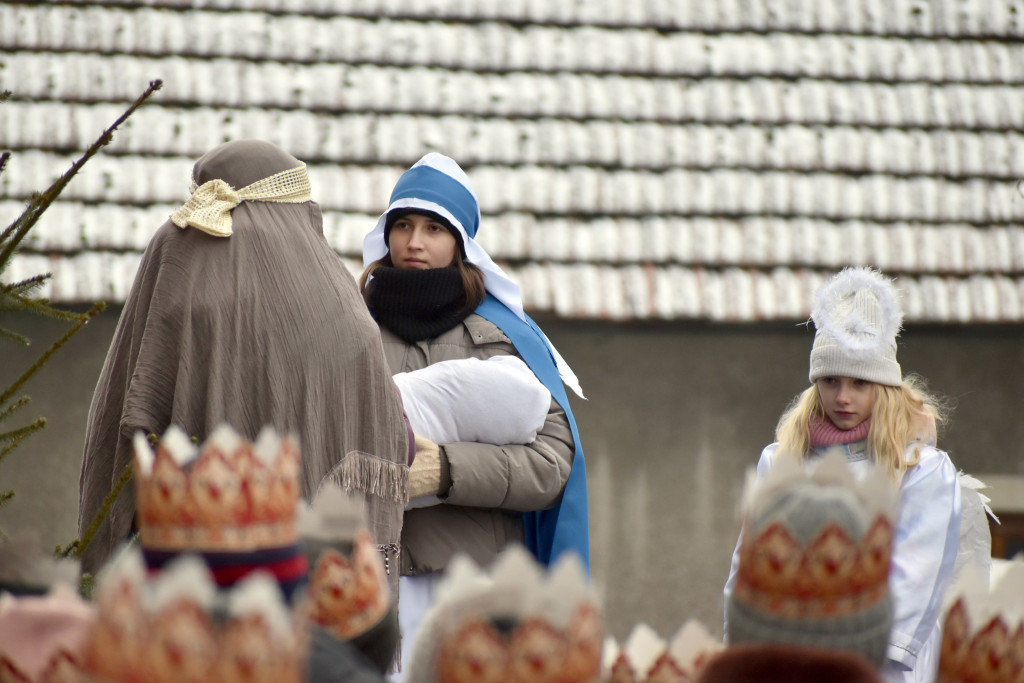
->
[732,451,899,621]
[306,530,389,641]
[133,424,300,553]
[937,560,1024,683]
[407,546,602,683]
[83,547,306,683]
[299,484,390,641]
[602,620,724,683]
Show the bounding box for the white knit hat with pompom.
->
[808,267,903,387]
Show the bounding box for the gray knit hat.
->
[808,267,904,387]
[726,453,898,668]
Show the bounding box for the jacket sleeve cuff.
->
[438,445,452,497]
[886,632,918,671]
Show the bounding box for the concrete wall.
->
[2,305,1021,638]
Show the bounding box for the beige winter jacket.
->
[380,314,575,575]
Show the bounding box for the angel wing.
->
[952,472,999,589]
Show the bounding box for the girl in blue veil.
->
[360,153,589,676]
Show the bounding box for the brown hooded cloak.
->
[78,140,408,580]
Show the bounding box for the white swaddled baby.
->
[392,355,552,509]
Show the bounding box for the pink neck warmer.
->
[809,415,871,447]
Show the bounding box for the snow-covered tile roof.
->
[2,1,1023,321]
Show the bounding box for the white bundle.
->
[393,355,551,447]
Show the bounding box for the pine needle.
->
[77,572,94,600]
[0,80,163,268]
[0,301,104,408]
[0,396,31,425]
[0,327,30,346]
[2,273,50,299]
[0,419,46,463]
[3,290,96,323]
[1,81,161,550]
[57,461,134,560]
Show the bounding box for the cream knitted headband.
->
[170,163,312,237]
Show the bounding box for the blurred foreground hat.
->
[83,548,305,683]
[299,483,397,674]
[133,424,308,600]
[81,475,397,682]
[0,583,96,682]
[406,545,601,683]
[937,560,1024,683]
[693,642,883,683]
[726,451,898,667]
[602,620,723,682]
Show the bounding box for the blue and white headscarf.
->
[363,153,590,571]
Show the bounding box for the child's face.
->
[815,376,876,430]
[388,213,458,270]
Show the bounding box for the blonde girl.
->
[775,374,947,483]
[725,267,967,683]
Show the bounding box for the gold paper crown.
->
[407,546,602,683]
[733,451,899,620]
[938,561,1024,683]
[307,530,389,640]
[299,484,391,640]
[83,548,307,683]
[133,424,300,552]
[602,620,724,683]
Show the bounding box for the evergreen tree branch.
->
[0,491,12,540]
[0,327,30,346]
[0,418,46,463]
[1,84,156,551]
[2,273,50,299]
[0,301,105,408]
[0,396,31,425]
[77,572,95,600]
[3,289,95,323]
[0,80,163,269]
[0,152,13,248]
[56,461,133,560]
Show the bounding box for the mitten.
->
[408,435,442,499]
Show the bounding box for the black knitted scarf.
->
[367,266,475,343]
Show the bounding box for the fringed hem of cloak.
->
[322,450,409,504]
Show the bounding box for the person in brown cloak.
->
[77,139,410,587]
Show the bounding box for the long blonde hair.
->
[775,375,948,481]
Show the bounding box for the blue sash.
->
[475,295,590,572]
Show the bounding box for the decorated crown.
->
[133,424,300,553]
[298,483,391,642]
[83,547,307,683]
[937,560,1024,683]
[731,451,899,621]
[407,545,602,683]
[602,620,724,683]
